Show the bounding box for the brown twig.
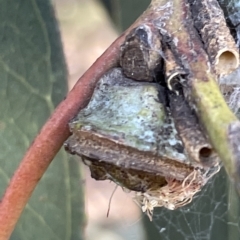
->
[0,32,128,240]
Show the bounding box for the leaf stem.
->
[0,33,125,240]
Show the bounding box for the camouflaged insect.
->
[65,68,220,220]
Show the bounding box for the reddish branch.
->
[0,32,129,240]
[0,4,145,236]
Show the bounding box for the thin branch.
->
[151,0,240,192]
[0,32,127,240]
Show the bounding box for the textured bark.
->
[189,0,239,75]
[169,92,217,166]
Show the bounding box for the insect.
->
[65,66,220,220]
[63,0,240,219]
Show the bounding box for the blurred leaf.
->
[0,0,84,239]
[100,0,150,30]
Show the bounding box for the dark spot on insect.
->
[135,28,149,45]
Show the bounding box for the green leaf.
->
[0,1,84,239]
[100,0,151,30]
